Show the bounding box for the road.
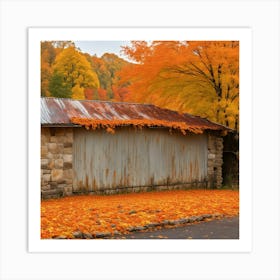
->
[116,216,239,239]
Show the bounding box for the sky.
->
[74,41,131,60]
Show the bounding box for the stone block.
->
[57,143,64,153]
[41,185,50,191]
[48,159,55,169]
[64,178,73,184]
[63,169,73,180]
[41,159,49,169]
[53,136,66,143]
[43,174,51,183]
[64,162,72,169]
[50,182,58,189]
[41,146,48,157]
[41,134,50,144]
[41,188,63,199]
[46,152,54,159]
[51,169,64,182]
[214,159,222,164]
[64,186,73,195]
[63,147,72,154]
[53,154,63,159]
[63,142,72,148]
[55,129,66,136]
[64,139,73,147]
[208,153,216,159]
[50,136,57,143]
[48,143,58,153]
[55,159,64,169]
[63,154,72,164]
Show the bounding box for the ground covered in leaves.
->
[41,189,239,239]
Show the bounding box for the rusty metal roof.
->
[41,97,227,131]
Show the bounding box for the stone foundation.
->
[41,127,73,199]
[207,133,223,188]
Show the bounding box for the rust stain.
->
[194,158,199,178]
[150,175,154,186]
[77,180,83,191]
[113,170,116,188]
[171,155,176,177]
[189,162,193,181]
[85,175,89,190]
[41,97,229,132]
[92,178,97,191]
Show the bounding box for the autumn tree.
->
[111,76,130,102]
[51,47,100,99]
[41,41,57,96]
[84,88,99,100]
[41,41,79,97]
[48,71,72,98]
[120,41,239,130]
[89,55,112,99]
[102,53,130,100]
[82,52,130,101]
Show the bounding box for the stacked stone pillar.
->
[41,127,73,199]
[207,133,223,188]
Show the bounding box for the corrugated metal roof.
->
[41,97,227,131]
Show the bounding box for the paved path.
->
[117,216,239,239]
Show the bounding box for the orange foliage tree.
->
[119,41,239,130]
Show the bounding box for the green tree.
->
[85,53,129,100]
[41,41,57,96]
[49,71,72,98]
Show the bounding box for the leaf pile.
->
[70,117,206,135]
[41,190,239,239]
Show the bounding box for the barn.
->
[41,97,229,199]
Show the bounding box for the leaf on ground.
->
[41,190,239,239]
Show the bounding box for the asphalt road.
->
[118,216,239,239]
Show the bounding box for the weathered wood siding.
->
[73,127,207,193]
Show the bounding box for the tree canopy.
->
[51,47,100,99]
[119,41,239,130]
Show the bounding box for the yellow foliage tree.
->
[71,85,85,100]
[52,47,100,99]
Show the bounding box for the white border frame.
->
[28,27,252,253]
[1,0,279,279]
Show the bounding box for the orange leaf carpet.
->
[41,189,239,239]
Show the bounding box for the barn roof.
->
[41,97,229,134]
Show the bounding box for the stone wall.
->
[207,133,223,188]
[41,127,73,199]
